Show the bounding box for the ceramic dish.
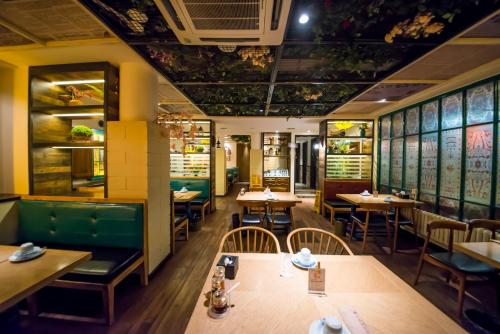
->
[291,253,317,269]
[9,247,46,263]
[309,318,351,334]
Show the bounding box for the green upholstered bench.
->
[171,178,210,223]
[17,197,148,325]
[227,167,239,184]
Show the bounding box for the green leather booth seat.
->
[171,178,210,204]
[18,200,144,284]
[226,167,239,183]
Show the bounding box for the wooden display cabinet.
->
[262,132,291,191]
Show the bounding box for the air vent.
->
[154,0,292,46]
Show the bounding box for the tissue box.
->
[217,255,239,280]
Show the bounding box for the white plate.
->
[360,193,370,196]
[309,319,351,334]
[9,247,46,263]
[291,253,317,269]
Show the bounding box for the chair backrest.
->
[269,186,287,192]
[324,179,371,201]
[466,219,500,242]
[219,226,281,253]
[249,186,265,192]
[287,227,353,255]
[424,220,467,254]
[238,200,267,211]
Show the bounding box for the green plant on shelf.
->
[70,125,93,141]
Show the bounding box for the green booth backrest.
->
[170,178,210,199]
[18,200,144,249]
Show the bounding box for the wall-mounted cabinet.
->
[29,62,119,197]
[262,132,291,191]
[323,120,374,180]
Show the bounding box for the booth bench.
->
[171,178,210,223]
[322,179,372,225]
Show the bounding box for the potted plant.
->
[359,123,368,137]
[71,125,93,142]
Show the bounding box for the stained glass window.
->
[405,107,419,135]
[439,198,460,220]
[381,117,391,139]
[391,138,404,189]
[420,133,438,194]
[380,139,390,185]
[440,129,462,199]
[421,101,438,133]
[497,123,500,207]
[465,124,493,205]
[404,135,419,190]
[442,93,463,129]
[467,82,494,125]
[392,112,404,138]
[463,202,490,222]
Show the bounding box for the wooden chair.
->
[269,186,287,192]
[349,202,390,254]
[267,201,296,234]
[238,200,267,227]
[414,220,498,318]
[466,219,500,242]
[387,201,418,252]
[170,191,188,254]
[219,226,281,253]
[249,186,265,192]
[287,227,353,255]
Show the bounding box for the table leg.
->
[0,305,20,334]
[185,201,194,223]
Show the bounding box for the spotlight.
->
[298,14,309,24]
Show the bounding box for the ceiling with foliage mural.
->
[80,0,498,117]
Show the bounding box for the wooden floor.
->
[21,186,497,333]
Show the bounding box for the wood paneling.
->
[32,148,71,195]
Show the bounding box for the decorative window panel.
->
[442,93,462,129]
[404,135,419,190]
[439,198,460,220]
[465,124,493,205]
[392,112,404,138]
[497,123,500,207]
[420,133,438,195]
[380,139,390,185]
[467,82,494,125]
[390,138,404,189]
[405,107,419,135]
[463,202,490,222]
[439,129,462,199]
[381,117,391,139]
[421,101,438,133]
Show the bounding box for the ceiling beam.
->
[265,45,284,116]
[0,16,45,45]
[449,37,500,45]
[383,79,445,84]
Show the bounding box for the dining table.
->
[336,193,421,206]
[454,241,500,269]
[0,245,91,312]
[185,253,465,334]
[236,191,302,203]
[174,190,201,223]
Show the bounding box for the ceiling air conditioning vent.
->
[155,0,292,45]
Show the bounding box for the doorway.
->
[294,135,319,194]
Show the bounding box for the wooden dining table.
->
[174,191,201,223]
[185,253,465,334]
[455,241,500,269]
[0,245,91,313]
[236,191,302,203]
[337,193,421,206]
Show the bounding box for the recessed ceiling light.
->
[377,98,387,103]
[299,14,309,24]
[275,130,279,133]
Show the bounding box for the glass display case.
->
[262,132,291,191]
[28,62,118,196]
[325,120,373,179]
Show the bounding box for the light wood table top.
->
[337,193,421,206]
[455,241,500,269]
[173,191,201,203]
[0,245,91,312]
[185,253,464,334]
[236,192,302,203]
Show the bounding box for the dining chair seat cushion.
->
[387,216,412,225]
[429,252,498,274]
[57,246,143,284]
[266,214,291,225]
[175,214,188,225]
[324,199,352,208]
[242,214,262,225]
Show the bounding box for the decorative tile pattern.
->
[442,93,463,129]
[404,135,419,190]
[467,82,494,125]
[381,117,391,139]
[420,133,438,194]
[421,100,439,133]
[440,129,462,199]
[380,139,390,185]
[390,138,404,188]
[392,112,404,138]
[405,107,420,135]
[465,124,493,205]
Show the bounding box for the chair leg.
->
[457,274,466,318]
[414,258,425,285]
[102,285,115,325]
[27,294,39,318]
[392,221,399,252]
[330,209,334,225]
[185,223,189,241]
[349,223,356,241]
[361,226,369,254]
[140,261,149,286]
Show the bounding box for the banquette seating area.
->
[10,197,148,325]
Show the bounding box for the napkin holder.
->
[397,192,410,199]
[217,255,239,279]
